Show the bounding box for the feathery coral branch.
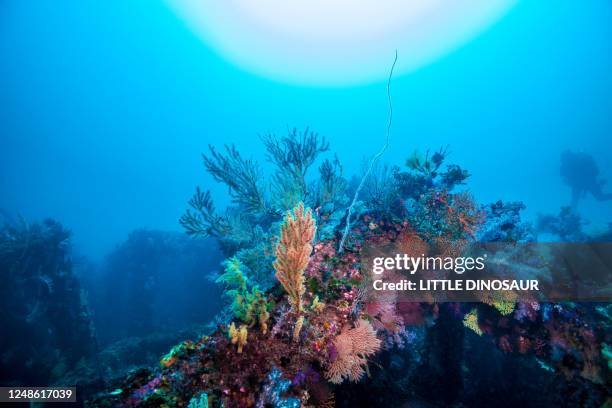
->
[203,144,267,213]
[273,202,316,316]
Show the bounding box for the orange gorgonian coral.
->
[325,319,381,384]
[273,202,316,315]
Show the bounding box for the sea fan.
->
[325,319,381,384]
[273,202,316,315]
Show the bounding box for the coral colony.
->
[85,130,611,407]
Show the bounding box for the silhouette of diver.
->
[560,150,612,208]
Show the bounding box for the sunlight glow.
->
[166,0,517,85]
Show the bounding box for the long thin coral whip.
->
[338,50,398,253]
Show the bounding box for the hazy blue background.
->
[1,0,611,259]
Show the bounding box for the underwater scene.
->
[1,1,611,407]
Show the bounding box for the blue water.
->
[1,0,611,259]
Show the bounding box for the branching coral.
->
[405,146,450,177]
[179,187,229,237]
[440,164,470,188]
[408,190,484,240]
[363,161,401,216]
[262,128,329,206]
[394,146,470,204]
[203,144,267,213]
[316,155,346,207]
[217,256,248,295]
[273,202,316,316]
[325,319,381,384]
[446,192,485,238]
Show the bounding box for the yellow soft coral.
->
[463,308,483,336]
[480,290,517,316]
[229,322,248,353]
[310,296,325,314]
[259,305,270,335]
[218,257,271,334]
[492,299,516,316]
[293,315,305,341]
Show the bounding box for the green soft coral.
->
[217,256,272,333]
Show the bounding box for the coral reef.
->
[89,138,611,408]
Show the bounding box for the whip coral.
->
[325,319,381,384]
[274,202,316,316]
[339,51,397,253]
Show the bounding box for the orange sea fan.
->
[396,229,429,258]
[274,202,316,314]
[325,319,381,384]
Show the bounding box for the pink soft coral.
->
[325,319,381,384]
